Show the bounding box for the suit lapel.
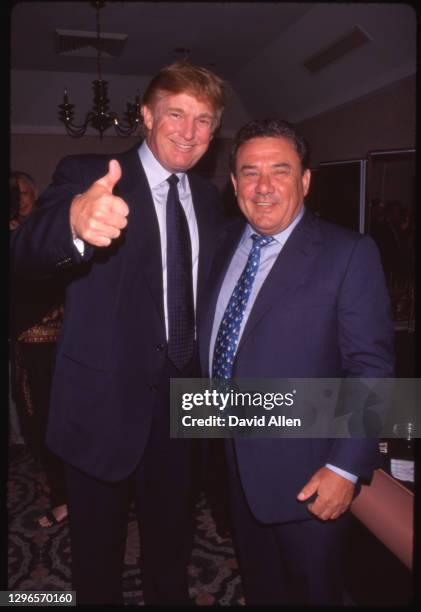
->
[114,157,230,334]
[115,146,164,322]
[235,211,323,359]
[188,173,220,303]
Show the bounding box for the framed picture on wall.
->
[305,159,366,233]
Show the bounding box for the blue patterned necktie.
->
[212,233,274,379]
[166,174,195,370]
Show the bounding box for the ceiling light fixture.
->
[58,0,141,138]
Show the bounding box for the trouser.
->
[225,440,348,606]
[65,358,199,605]
[16,342,66,507]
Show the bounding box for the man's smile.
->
[171,140,196,151]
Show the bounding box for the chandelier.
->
[58,1,141,138]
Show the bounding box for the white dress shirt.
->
[139,142,199,339]
[74,141,199,340]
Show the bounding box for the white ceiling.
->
[10,2,416,135]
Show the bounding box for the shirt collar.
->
[138,141,187,192]
[242,205,305,245]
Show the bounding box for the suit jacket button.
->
[56,257,72,268]
[156,343,166,352]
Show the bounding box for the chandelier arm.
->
[65,127,87,138]
[113,122,140,137]
[109,107,141,136]
[68,112,93,130]
[63,111,97,137]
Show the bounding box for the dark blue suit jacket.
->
[10,145,223,481]
[199,210,395,524]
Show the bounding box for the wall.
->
[10,134,235,195]
[12,69,250,137]
[10,69,250,193]
[10,133,141,192]
[297,75,416,167]
[10,74,415,194]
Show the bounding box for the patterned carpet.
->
[7,445,245,605]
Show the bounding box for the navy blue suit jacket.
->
[10,144,223,481]
[199,210,395,524]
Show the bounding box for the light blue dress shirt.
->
[209,208,304,368]
[209,206,357,484]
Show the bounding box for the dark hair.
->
[229,118,310,175]
[142,61,226,129]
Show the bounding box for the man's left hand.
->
[296,467,355,520]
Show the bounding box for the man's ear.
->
[230,173,237,197]
[302,169,311,197]
[141,105,153,131]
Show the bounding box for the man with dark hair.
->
[200,118,394,605]
[11,62,226,605]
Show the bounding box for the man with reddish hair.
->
[11,62,226,605]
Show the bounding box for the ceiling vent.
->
[55,29,128,59]
[303,25,371,74]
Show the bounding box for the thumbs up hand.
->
[69,159,129,247]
